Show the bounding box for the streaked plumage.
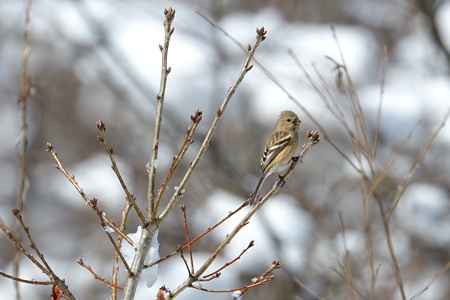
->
[249,110,300,204]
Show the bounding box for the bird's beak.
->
[294,118,301,126]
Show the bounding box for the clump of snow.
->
[104,226,114,233]
[121,226,160,288]
[231,290,242,300]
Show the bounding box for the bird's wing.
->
[260,131,292,173]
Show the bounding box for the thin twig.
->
[0,271,51,286]
[0,220,48,276]
[4,208,76,300]
[122,9,177,300]
[239,261,282,296]
[337,212,357,300]
[168,132,318,299]
[153,110,203,219]
[146,202,246,268]
[96,120,146,224]
[410,260,450,300]
[111,202,132,300]
[148,7,175,219]
[202,240,255,279]
[158,27,267,223]
[77,258,124,290]
[330,265,365,298]
[386,106,450,219]
[14,1,32,298]
[180,204,195,273]
[191,261,280,295]
[178,245,194,279]
[45,143,132,245]
[95,206,134,276]
[288,50,359,172]
[293,277,326,300]
[372,46,388,158]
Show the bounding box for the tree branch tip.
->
[169,27,175,35]
[191,109,203,122]
[246,64,254,71]
[11,206,20,216]
[256,26,267,38]
[167,66,172,73]
[247,43,252,52]
[97,135,104,143]
[164,7,176,20]
[96,120,106,131]
[272,261,282,269]
[158,44,163,51]
[45,142,54,152]
[306,129,320,139]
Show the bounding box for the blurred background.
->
[1,0,450,299]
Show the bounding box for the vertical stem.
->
[148,7,175,220]
[14,1,32,299]
[122,7,175,300]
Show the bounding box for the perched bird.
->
[249,110,301,204]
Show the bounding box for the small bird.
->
[249,110,301,204]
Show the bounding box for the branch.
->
[190,261,280,295]
[146,202,246,268]
[0,208,76,300]
[159,26,267,223]
[0,271,52,286]
[168,132,318,299]
[122,8,176,300]
[202,240,255,280]
[153,110,202,219]
[180,204,195,274]
[46,143,132,245]
[148,7,175,219]
[14,0,32,297]
[96,120,146,224]
[77,258,124,290]
[386,106,450,219]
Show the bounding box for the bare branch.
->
[153,110,202,219]
[386,106,450,219]
[202,240,255,280]
[96,120,146,224]
[159,26,267,223]
[180,204,195,274]
[77,258,124,290]
[148,6,176,219]
[146,202,246,268]
[0,209,76,300]
[14,0,32,297]
[0,271,52,286]
[168,132,318,299]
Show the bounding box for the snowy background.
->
[1,0,450,299]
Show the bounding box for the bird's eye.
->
[287,118,291,122]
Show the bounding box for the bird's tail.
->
[248,174,267,205]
